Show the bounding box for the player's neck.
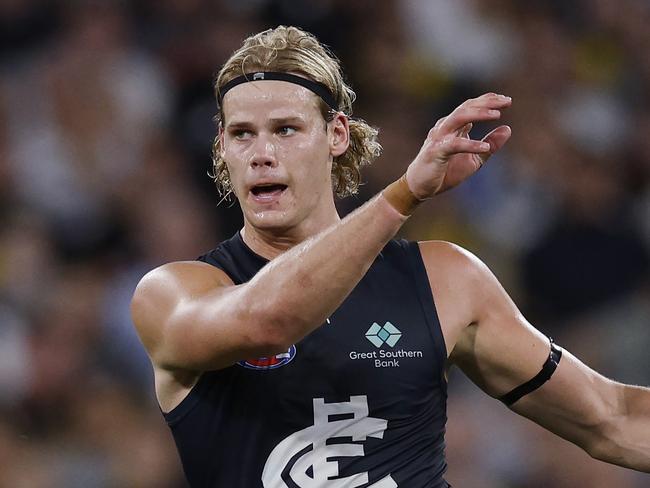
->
[241,205,340,260]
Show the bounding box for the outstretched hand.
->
[405,93,512,199]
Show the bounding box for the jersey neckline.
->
[236,230,270,265]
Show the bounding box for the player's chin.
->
[246,207,296,231]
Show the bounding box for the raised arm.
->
[131,195,407,372]
[420,240,650,472]
[130,93,512,374]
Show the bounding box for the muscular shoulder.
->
[417,240,490,301]
[417,240,501,354]
[135,261,233,298]
[417,240,483,270]
[130,261,234,359]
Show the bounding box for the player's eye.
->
[277,126,297,136]
[231,129,253,140]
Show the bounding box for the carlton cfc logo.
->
[238,345,297,370]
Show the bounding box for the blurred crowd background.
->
[1,0,649,486]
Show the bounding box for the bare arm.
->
[131,93,512,373]
[421,241,650,472]
[131,195,406,371]
[511,357,650,471]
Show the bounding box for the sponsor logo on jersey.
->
[349,322,423,368]
[262,395,397,487]
[238,345,296,370]
[365,322,401,348]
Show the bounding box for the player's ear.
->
[329,112,350,157]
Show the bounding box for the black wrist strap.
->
[499,337,563,406]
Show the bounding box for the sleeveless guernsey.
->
[163,232,450,487]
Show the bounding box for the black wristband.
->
[499,338,563,406]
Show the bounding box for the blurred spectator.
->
[523,152,649,324]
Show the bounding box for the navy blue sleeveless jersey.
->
[163,232,450,487]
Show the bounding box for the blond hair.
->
[211,26,381,199]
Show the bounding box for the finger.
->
[434,135,491,157]
[437,106,504,135]
[479,125,512,161]
[467,92,513,110]
[438,94,511,134]
[457,122,473,138]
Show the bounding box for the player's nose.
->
[249,133,277,168]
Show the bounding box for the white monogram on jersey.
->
[262,395,397,487]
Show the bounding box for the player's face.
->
[221,81,342,232]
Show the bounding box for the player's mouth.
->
[249,183,288,203]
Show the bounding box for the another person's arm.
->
[420,241,650,472]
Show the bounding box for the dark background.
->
[1,0,649,486]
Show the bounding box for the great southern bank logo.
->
[365,322,402,348]
[350,322,423,368]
